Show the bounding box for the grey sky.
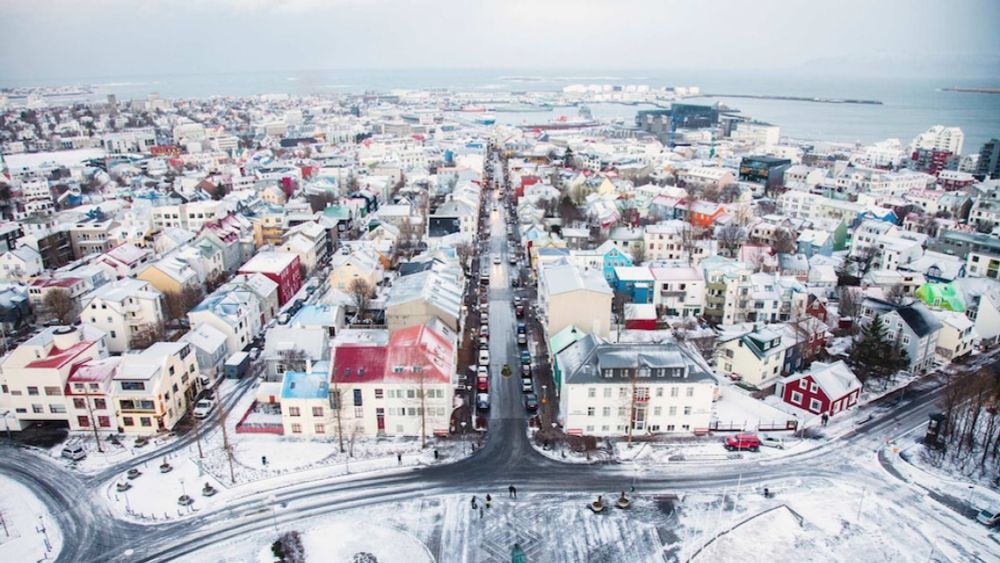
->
[1,0,997,80]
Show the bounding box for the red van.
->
[724,434,761,452]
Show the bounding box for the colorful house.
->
[612,266,655,304]
[915,282,965,312]
[775,360,862,417]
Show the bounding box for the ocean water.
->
[2,68,998,151]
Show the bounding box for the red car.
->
[476,377,489,392]
[724,434,761,452]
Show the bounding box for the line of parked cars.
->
[723,433,785,452]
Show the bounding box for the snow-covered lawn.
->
[0,476,63,562]
[104,433,466,522]
[42,430,180,474]
[712,382,794,431]
[181,478,1000,563]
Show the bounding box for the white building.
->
[81,278,166,353]
[557,336,717,436]
[910,125,964,156]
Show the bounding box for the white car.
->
[759,434,785,449]
[193,399,216,419]
[493,255,501,265]
[479,350,490,366]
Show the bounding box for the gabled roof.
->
[331,342,388,384]
[784,360,860,400]
[385,321,455,384]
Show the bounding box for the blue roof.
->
[291,304,340,327]
[281,371,329,400]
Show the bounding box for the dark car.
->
[524,393,539,412]
[476,393,490,411]
[515,305,524,317]
[520,350,531,365]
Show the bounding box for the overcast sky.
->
[1,0,997,80]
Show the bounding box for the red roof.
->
[386,324,454,384]
[25,341,95,369]
[30,277,81,289]
[331,344,387,384]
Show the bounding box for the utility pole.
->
[84,394,104,453]
[219,386,236,484]
[0,510,8,537]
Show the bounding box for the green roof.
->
[322,206,352,220]
[549,324,588,356]
[915,282,965,312]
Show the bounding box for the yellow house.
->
[137,257,199,296]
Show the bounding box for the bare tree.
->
[884,284,907,305]
[612,291,629,343]
[771,228,797,255]
[630,244,646,266]
[837,286,861,331]
[277,348,309,375]
[347,278,373,322]
[716,224,746,258]
[129,322,165,350]
[853,246,879,278]
[42,289,77,325]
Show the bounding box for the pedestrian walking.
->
[485,494,492,508]
[508,485,517,499]
[397,453,402,465]
[479,506,484,519]
[433,449,439,460]
[471,496,478,509]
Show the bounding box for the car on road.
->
[521,364,531,377]
[513,296,522,306]
[759,434,785,449]
[511,277,520,287]
[480,311,489,324]
[477,377,489,392]
[517,332,527,345]
[515,305,524,318]
[480,324,489,338]
[509,256,517,265]
[477,365,488,378]
[478,350,490,366]
[521,377,533,393]
[524,393,539,412]
[479,334,489,347]
[493,255,501,265]
[193,399,216,419]
[520,350,531,365]
[724,434,761,452]
[61,444,86,461]
[976,507,1000,526]
[476,393,490,411]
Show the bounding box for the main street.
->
[1,177,997,562]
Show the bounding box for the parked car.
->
[193,399,216,419]
[61,444,86,461]
[479,349,490,366]
[976,507,1000,526]
[477,365,488,378]
[476,377,489,392]
[521,364,532,376]
[480,311,489,324]
[517,332,527,345]
[513,296,522,307]
[509,256,517,265]
[724,434,761,452]
[759,434,785,449]
[515,305,524,317]
[476,393,491,411]
[479,334,489,347]
[521,378,533,393]
[520,350,531,364]
[480,324,489,338]
[524,393,539,412]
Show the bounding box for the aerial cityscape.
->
[0,1,999,562]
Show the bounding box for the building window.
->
[354,407,364,418]
[810,399,822,412]
[683,406,691,415]
[98,416,111,428]
[791,391,802,405]
[120,382,145,391]
[653,407,662,416]
[669,406,677,416]
[49,405,66,414]
[666,424,675,431]
[312,407,324,417]
[670,387,678,397]
[686,386,694,397]
[587,407,595,416]
[375,389,384,400]
[588,388,596,398]
[314,424,326,434]
[603,388,612,398]
[291,423,302,434]
[27,386,39,396]
[656,388,664,397]
[140,417,152,427]
[288,406,301,417]
[602,407,611,417]
[77,416,90,427]
[73,398,86,409]
[95,398,106,410]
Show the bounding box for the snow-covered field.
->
[182,478,1000,563]
[0,476,63,562]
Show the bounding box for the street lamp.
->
[267,494,278,532]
